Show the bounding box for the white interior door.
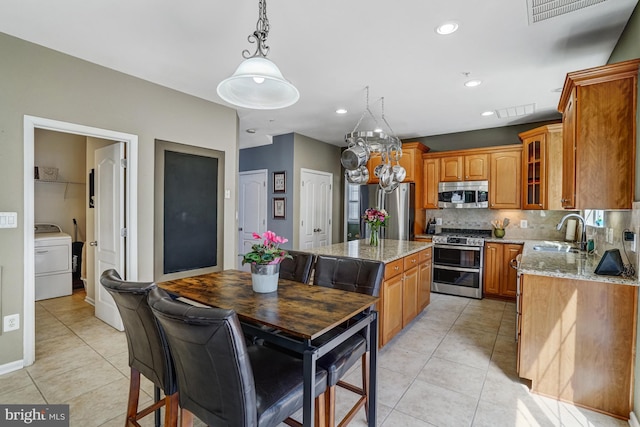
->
[299,169,332,249]
[94,143,124,331]
[238,170,267,270]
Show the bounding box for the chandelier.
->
[216,0,299,110]
[341,88,404,192]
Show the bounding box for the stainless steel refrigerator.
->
[344,182,415,241]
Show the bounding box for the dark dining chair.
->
[312,255,384,427]
[279,250,315,284]
[148,287,329,427]
[99,269,178,427]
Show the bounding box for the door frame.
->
[23,115,138,366]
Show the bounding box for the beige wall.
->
[292,134,343,245]
[0,33,238,367]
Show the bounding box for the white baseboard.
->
[0,360,24,376]
[84,296,95,306]
[629,411,640,427]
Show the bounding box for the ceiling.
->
[0,0,638,149]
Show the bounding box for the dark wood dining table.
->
[158,269,379,427]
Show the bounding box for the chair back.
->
[99,269,176,395]
[148,287,258,427]
[312,255,384,297]
[279,250,315,284]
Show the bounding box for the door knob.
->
[89,241,98,246]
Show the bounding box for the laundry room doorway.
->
[23,115,139,366]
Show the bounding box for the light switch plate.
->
[0,212,18,229]
[520,220,528,229]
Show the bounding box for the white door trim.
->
[23,115,138,367]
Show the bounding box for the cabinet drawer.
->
[404,253,420,270]
[384,259,404,279]
[419,248,432,263]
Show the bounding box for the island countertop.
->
[305,239,432,264]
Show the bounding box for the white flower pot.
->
[250,264,280,293]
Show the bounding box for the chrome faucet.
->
[556,213,587,251]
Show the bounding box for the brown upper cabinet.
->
[366,142,429,185]
[423,144,522,210]
[439,153,489,182]
[518,123,563,210]
[489,148,522,209]
[422,157,439,209]
[557,59,639,209]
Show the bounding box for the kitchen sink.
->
[532,243,580,253]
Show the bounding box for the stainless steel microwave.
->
[438,180,489,208]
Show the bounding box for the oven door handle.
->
[434,244,481,251]
[433,264,482,273]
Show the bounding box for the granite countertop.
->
[519,240,638,286]
[306,239,432,264]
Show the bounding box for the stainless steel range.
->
[431,228,492,299]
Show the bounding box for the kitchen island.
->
[307,239,432,346]
[517,240,637,419]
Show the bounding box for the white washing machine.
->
[35,223,72,300]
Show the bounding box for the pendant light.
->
[217,0,299,110]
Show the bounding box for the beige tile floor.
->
[0,289,630,427]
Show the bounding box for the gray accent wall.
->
[239,133,295,248]
[404,120,561,152]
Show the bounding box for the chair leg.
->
[315,391,326,427]
[361,352,369,421]
[165,392,179,427]
[325,385,336,427]
[126,368,142,426]
[333,351,370,427]
[180,408,194,427]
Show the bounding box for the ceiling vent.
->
[495,103,536,119]
[527,0,607,24]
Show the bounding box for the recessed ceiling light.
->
[246,128,256,134]
[481,111,495,116]
[464,79,482,88]
[436,22,459,35]
[336,108,348,114]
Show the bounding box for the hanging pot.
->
[340,143,370,170]
[346,166,369,184]
[392,165,407,182]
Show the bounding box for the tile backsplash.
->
[425,207,639,277]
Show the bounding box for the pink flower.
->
[252,232,261,239]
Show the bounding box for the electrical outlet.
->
[3,314,19,332]
[435,218,442,225]
[520,220,528,229]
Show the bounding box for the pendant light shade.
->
[216,57,299,110]
[217,0,299,110]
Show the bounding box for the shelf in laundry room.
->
[35,179,86,199]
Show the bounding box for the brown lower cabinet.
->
[483,242,522,300]
[518,274,637,419]
[380,247,432,347]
